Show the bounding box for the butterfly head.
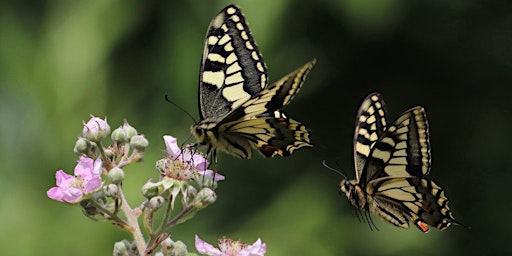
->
[339,179,366,209]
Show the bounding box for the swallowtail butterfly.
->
[191,5,314,160]
[340,92,464,232]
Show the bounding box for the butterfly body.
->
[340,93,463,232]
[191,5,314,159]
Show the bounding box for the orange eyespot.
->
[415,220,430,233]
[261,145,280,157]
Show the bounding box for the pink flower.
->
[82,116,110,141]
[47,157,103,203]
[163,135,224,181]
[195,235,266,256]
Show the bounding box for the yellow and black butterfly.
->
[339,92,464,232]
[191,4,315,160]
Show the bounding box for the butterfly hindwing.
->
[340,93,463,232]
[191,5,314,159]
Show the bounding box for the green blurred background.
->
[1,0,510,255]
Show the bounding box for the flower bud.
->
[82,116,110,142]
[111,127,128,143]
[122,120,138,139]
[154,252,164,256]
[182,185,197,205]
[130,134,149,151]
[104,148,114,159]
[113,240,133,256]
[141,180,163,198]
[162,237,174,250]
[193,188,216,209]
[80,200,99,216]
[73,137,92,155]
[170,240,188,256]
[104,184,118,197]
[108,167,125,184]
[148,196,165,210]
[113,241,128,256]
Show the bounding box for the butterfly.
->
[339,92,464,232]
[191,4,315,160]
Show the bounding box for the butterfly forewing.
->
[199,4,267,120]
[361,107,431,186]
[353,92,387,181]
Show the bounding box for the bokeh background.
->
[1,0,510,255]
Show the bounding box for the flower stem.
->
[118,184,147,256]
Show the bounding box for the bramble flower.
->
[162,135,223,181]
[195,235,266,256]
[82,116,110,142]
[47,157,103,203]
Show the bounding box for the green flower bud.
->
[162,237,174,250]
[171,240,188,256]
[182,185,197,205]
[141,180,163,198]
[113,240,134,256]
[122,120,138,139]
[73,137,92,155]
[148,196,165,210]
[113,241,128,256]
[82,116,110,142]
[104,184,118,197]
[108,167,125,184]
[130,134,149,151]
[104,148,114,159]
[80,200,99,216]
[111,127,128,143]
[193,188,216,209]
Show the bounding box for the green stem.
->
[87,199,127,226]
[166,204,195,228]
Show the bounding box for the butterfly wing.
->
[361,106,430,187]
[353,93,387,181]
[220,111,312,158]
[210,61,315,158]
[362,107,462,231]
[199,4,267,120]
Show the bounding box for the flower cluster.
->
[47,116,263,256]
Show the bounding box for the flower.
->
[47,157,103,203]
[162,135,223,181]
[195,235,266,256]
[82,116,110,141]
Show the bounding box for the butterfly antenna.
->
[165,94,198,124]
[322,160,348,180]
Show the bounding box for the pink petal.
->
[47,187,65,202]
[83,176,102,193]
[61,187,83,203]
[164,135,181,158]
[241,238,266,256]
[195,235,223,256]
[74,157,94,177]
[55,170,75,186]
[200,170,225,181]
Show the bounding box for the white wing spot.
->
[202,71,225,89]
